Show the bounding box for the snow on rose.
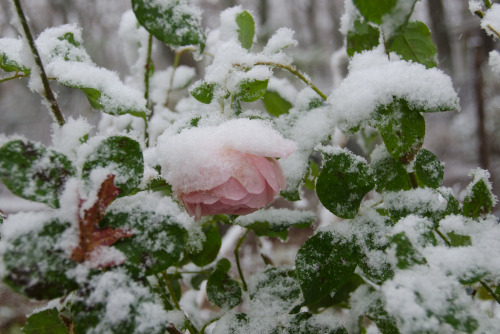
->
[157,118,297,220]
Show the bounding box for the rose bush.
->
[157,118,296,220]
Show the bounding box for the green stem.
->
[160,271,199,334]
[253,61,328,101]
[487,24,500,39]
[164,47,196,108]
[234,229,250,291]
[479,280,500,304]
[483,0,492,9]
[409,172,419,189]
[12,0,65,126]
[144,33,153,110]
[200,317,221,334]
[0,72,29,83]
[161,271,181,310]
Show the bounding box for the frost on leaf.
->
[71,175,133,266]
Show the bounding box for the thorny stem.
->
[234,229,250,291]
[253,61,328,101]
[435,227,500,304]
[12,0,65,126]
[0,72,29,83]
[144,34,153,110]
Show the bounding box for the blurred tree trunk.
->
[427,0,452,73]
[472,30,494,171]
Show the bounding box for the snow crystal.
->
[262,28,298,55]
[276,97,334,194]
[481,4,500,39]
[469,0,483,15]
[329,48,459,133]
[219,6,245,42]
[234,208,315,228]
[339,0,359,35]
[0,37,28,70]
[0,210,53,241]
[489,50,500,77]
[266,77,297,104]
[156,118,297,193]
[51,117,93,160]
[118,10,151,90]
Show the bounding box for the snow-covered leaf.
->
[463,169,496,218]
[347,19,380,57]
[235,79,268,102]
[1,215,77,299]
[316,148,375,219]
[295,231,358,306]
[82,136,144,196]
[0,140,75,208]
[374,99,425,164]
[207,258,242,309]
[233,208,315,241]
[132,0,206,50]
[415,149,444,189]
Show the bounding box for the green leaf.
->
[233,208,315,241]
[388,21,437,68]
[0,140,76,208]
[235,79,268,102]
[347,19,380,57]
[82,136,144,196]
[463,169,495,218]
[236,11,255,51]
[22,308,69,334]
[295,231,358,305]
[263,91,293,116]
[132,0,206,50]
[101,207,187,277]
[2,218,78,299]
[389,232,426,269]
[72,270,169,334]
[0,53,30,73]
[249,267,301,307]
[374,99,425,164]
[62,83,148,118]
[447,231,472,247]
[415,149,444,188]
[352,0,398,24]
[190,81,218,104]
[190,223,221,267]
[206,258,242,309]
[371,146,411,192]
[316,149,375,219]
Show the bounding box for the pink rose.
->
[157,119,296,220]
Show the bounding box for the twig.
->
[253,61,328,101]
[144,33,153,110]
[0,72,29,83]
[12,0,65,126]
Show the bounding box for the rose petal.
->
[182,191,220,205]
[210,177,249,201]
[249,155,281,192]
[232,153,266,194]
